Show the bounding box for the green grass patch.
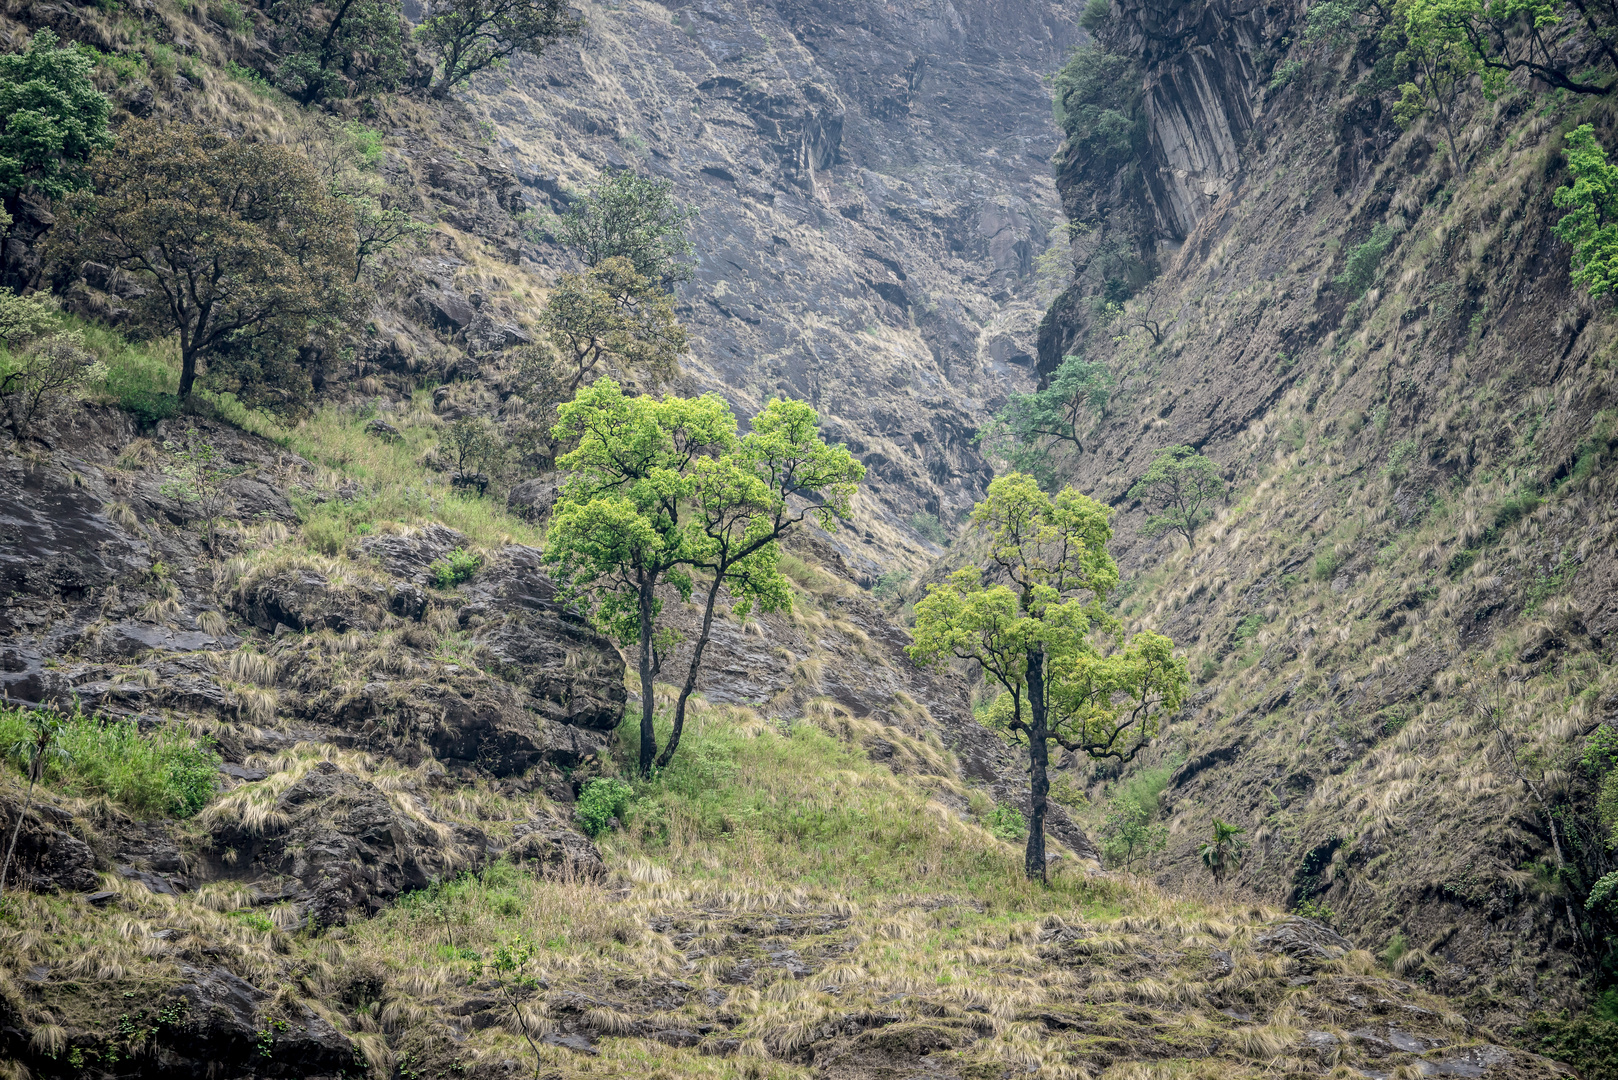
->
[0,706,219,817]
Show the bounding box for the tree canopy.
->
[1554,124,1618,302]
[49,121,360,404]
[0,30,112,200]
[908,473,1187,880]
[265,0,410,103]
[546,380,863,776]
[979,353,1111,486]
[558,170,698,287]
[418,0,582,97]
[1127,445,1225,549]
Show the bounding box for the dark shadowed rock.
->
[503,819,605,880]
[235,568,353,633]
[0,798,97,892]
[507,475,560,522]
[359,524,467,585]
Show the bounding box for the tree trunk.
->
[656,576,722,769]
[1024,646,1049,882]
[177,348,199,402]
[0,773,38,896]
[637,577,657,778]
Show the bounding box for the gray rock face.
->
[479,0,1082,558]
[207,761,472,927]
[358,523,468,584]
[1254,916,1354,963]
[0,798,98,893]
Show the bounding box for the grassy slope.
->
[1027,45,1618,1022]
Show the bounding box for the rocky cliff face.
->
[467,0,1081,573]
[1034,0,1618,1018]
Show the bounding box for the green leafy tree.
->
[558,169,698,287]
[544,378,737,777]
[1127,445,1225,549]
[907,473,1187,881]
[1397,0,1614,96]
[265,0,409,103]
[980,353,1111,484]
[0,710,70,895]
[655,397,864,769]
[441,415,505,492]
[1197,818,1245,884]
[0,328,100,439]
[49,121,360,403]
[418,0,582,97]
[483,936,547,1079]
[517,256,687,465]
[1101,792,1167,871]
[1052,44,1143,172]
[1393,0,1481,172]
[1554,124,1618,302]
[0,30,112,200]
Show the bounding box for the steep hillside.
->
[1026,0,1618,1028]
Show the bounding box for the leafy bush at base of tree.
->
[575,777,633,836]
[1521,999,1618,1080]
[0,707,219,817]
[985,804,1026,841]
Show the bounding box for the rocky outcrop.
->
[0,797,98,893]
[475,0,1081,561]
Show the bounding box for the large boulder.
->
[358,524,467,585]
[0,798,98,893]
[234,567,356,633]
[462,545,626,730]
[206,762,480,926]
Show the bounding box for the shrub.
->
[1294,897,1337,924]
[575,777,632,836]
[1313,550,1343,581]
[872,569,909,600]
[909,512,949,545]
[0,30,113,199]
[985,803,1026,841]
[0,707,219,817]
[1052,44,1143,170]
[430,547,481,588]
[1078,0,1108,30]
[1333,221,1401,298]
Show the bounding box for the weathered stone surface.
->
[1254,917,1354,963]
[359,524,467,585]
[0,799,98,893]
[207,761,476,926]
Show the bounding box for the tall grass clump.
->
[0,707,219,817]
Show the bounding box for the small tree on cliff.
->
[907,473,1187,882]
[1128,445,1225,550]
[49,121,359,403]
[546,380,863,777]
[558,169,698,288]
[418,0,582,97]
[0,30,112,202]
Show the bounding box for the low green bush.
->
[985,803,1026,841]
[430,547,481,588]
[0,707,219,817]
[575,777,632,836]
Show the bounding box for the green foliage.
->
[575,777,633,836]
[1333,221,1402,297]
[50,120,360,403]
[1523,1006,1618,1080]
[979,353,1111,483]
[1294,897,1338,924]
[1078,0,1109,30]
[1197,818,1245,883]
[440,415,505,489]
[1555,125,1618,302]
[0,291,102,438]
[1269,58,1305,88]
[872,569,910,600]
[909,512,949,545]
[0,30,113,199]
[908,473,1187,880]
[1101,792,1166,870]
[985,803,1026,841]
[1234,612,1266,641]
[1052,45,1144,171]
[0,706,219,818]
[1302,0,1380,47]
[264,0,408,103]
[228,908,275,933]
[1381,930,1409,965]
[548,380,863,775]
[430,547,482,588]
[558,169,698,288]
[1127,445,1226,549]
[418,0,582,97]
